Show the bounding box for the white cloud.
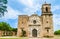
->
[6,6,20,19]
[0,6,21,20]
[17,0,55,7]
[51,5,60,11]
[14,22,18,28]
[16,0,41,15]
[17,0,58,15]
[53,14,60,25]
[53,14,60,31]
[0,5,37,20]
[17,0,34,7]
[23,4,41,14]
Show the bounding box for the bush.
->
[54,30,60,35]
[21,29,26,37]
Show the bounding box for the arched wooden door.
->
[32,29,37,37]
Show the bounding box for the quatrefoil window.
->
[33,20,36,24]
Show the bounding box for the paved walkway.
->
[0,36,18,38]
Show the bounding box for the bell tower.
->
[42,2,52,13]
[41,2,54,37]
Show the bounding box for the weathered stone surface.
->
[17,3,54,38]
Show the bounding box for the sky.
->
[0,0,60,31]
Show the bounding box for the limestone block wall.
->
[17,15,29,37]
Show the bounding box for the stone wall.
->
[0,30,16,36]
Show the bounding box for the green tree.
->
[12,28,17,35]
[0,0,7,17]
[54,30,60,35]
[12,28,17,32]
[0,22,12,31]
[0,22,12,36]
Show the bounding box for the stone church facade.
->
[17,3,54,37]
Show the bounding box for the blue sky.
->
[0,0,60,31]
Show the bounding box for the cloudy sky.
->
[0,0,60,31]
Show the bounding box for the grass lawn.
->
[0,37,28,39]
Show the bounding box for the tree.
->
[0,22,18,36]
[54,30,60,35]
[0,0,7,17]
[12,28,17,32]
[12,28,17,35]
[0,22,12,31]
[0,22,12,36]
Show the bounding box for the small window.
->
[47,29,49,33]
[46,21,48,23]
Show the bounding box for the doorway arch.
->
[32,29,37,37]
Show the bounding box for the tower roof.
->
[42,1,51,6]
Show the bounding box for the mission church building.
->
[17,3,54,37]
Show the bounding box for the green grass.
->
[0,37,28,39]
